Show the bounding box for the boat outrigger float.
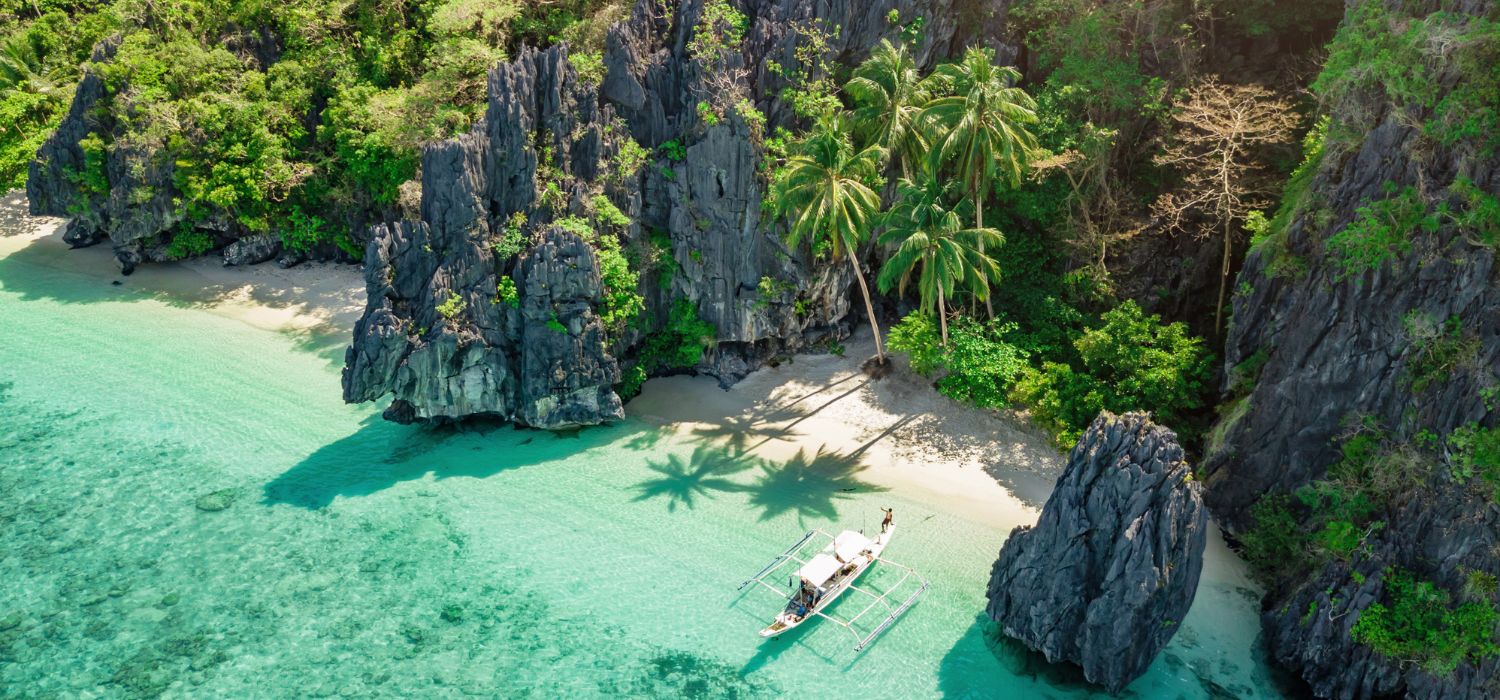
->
[737,514,929,651]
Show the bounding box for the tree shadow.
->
[688,410,805,456]
[631,444,761,512]
[0,191,56,238]
[743,445,887,524]
[262,416,575,509]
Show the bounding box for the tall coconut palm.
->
[773,114,889,361]
[844,39,928,179]
[0,33,66,106]
[921,46,1038,317]
[877,173,1003,345]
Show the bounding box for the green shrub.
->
[1447,423,1500,500]
[571,50,605,85]
[590,194,632,228]
[1013,300,1211,446]
[1403,313,1479,393]
[610,136,649,184]
[596,231,643,332]
[887,313,1034,410]
[887,313,946,375]
[617,363,648,400]
[935,319,1031,410]
[659,139,686,162]
[1448,177,1500,249]
[686,0,748,64]
[492,212,529,260]
[436,291,466,320]
[280,208,329,255]
[1241,494,1313,582]
[1326,185,1435,281]
[493,275,519,309]
[1352,567,1499,675]
[1227,349,1271,398]
[1252,115,1326,280]
[635,299,716,373]
[163,228,214,260]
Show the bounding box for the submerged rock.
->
[986,412,1207,693]
[193,489,238,512]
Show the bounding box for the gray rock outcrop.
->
[1202,0,1500,696]
[986,412,1207,694]
[222,234,280,267]
[342,0,1016,425]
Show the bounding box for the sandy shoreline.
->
[0,188,1258,601]
[628,337,1064,529]
[0,190,1062,529]
[0,191,366,346]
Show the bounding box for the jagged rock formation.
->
[25,38,321,274]
[1203,0,1500,696]
[341,0,1015,426]
[986,412,1206,694]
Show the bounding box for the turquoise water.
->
[0,241,1290,698]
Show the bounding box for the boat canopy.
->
[797,553,842,586]
[738,527,931,652]
[834,531,872,562]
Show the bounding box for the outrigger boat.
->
[737,516,928,651]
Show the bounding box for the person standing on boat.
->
[881,508,894,533]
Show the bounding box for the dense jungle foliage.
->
[0,0,625,250]
[7,0,1499,677]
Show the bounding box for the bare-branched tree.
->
[1153,77,1298,335]
[1030,123,1141,282]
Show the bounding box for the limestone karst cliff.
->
[340,0,1011,427]
[986,412,1206,693]
[1204,0,1500,696]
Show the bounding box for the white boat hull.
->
[758,525,894,638]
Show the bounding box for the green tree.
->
[845,39,928,178]
[876,172,1003,344]
[773,114,888,361]
[921,46,1038,317]
[0,31,66,103]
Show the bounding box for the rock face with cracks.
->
[986,412,1206,693]
[1201,0,1500,696]
[340,0,1016,427]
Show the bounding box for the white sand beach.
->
[0,190,1252,541]
[0,187,1260,631]
[0,191,367,342]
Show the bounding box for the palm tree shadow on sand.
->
[631,444,762,512]
[743,445,888,524]
[686,411,806,456]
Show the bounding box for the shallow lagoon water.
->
[0,245,1290,698]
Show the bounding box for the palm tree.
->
[0,33,65,104]
[921,46,1038,317]
[773,114,889,362]
[844,39,928,179]
[877,173,1003,345]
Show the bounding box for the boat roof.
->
[834,531,872,562]
[798,553,841,586]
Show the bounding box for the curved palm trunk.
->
[937,286,949,346]
[849,254,886,361]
